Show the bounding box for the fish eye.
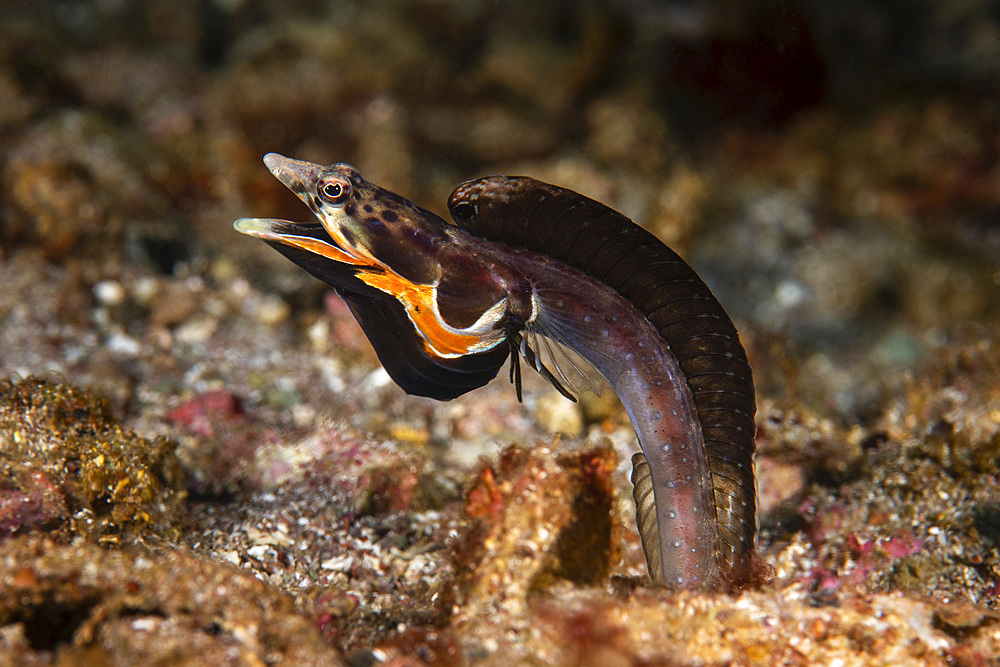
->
[451,201,475,220]
[318,177,351,206]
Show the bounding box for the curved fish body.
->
[235,154,757,589]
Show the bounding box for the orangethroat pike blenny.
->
[235,154,757,590]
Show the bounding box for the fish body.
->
[235,154,757,589]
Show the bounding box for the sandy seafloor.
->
[1,1,999,664]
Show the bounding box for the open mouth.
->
[233,217,356,263]
[234,153,364,267]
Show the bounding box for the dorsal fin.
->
[448,176,757,571]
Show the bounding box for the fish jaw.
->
[262,152,323,199]
[233,217,364,267]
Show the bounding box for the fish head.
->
[235,153,449,287]
[233,154,514,396]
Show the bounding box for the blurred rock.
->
[0,377,186,541]
[0,535,344,665]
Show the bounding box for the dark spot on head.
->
[363,204,374,213]
[344,203,355,216]
[382,209,398,223]
[364,217,381,228]
[451,201,475,221]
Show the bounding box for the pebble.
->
[534,391,584,437]
[132,276,159,305]
[93,280,126,306]
[252,295,290,326]
[105,332,142,357]
[174,316,218,345]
